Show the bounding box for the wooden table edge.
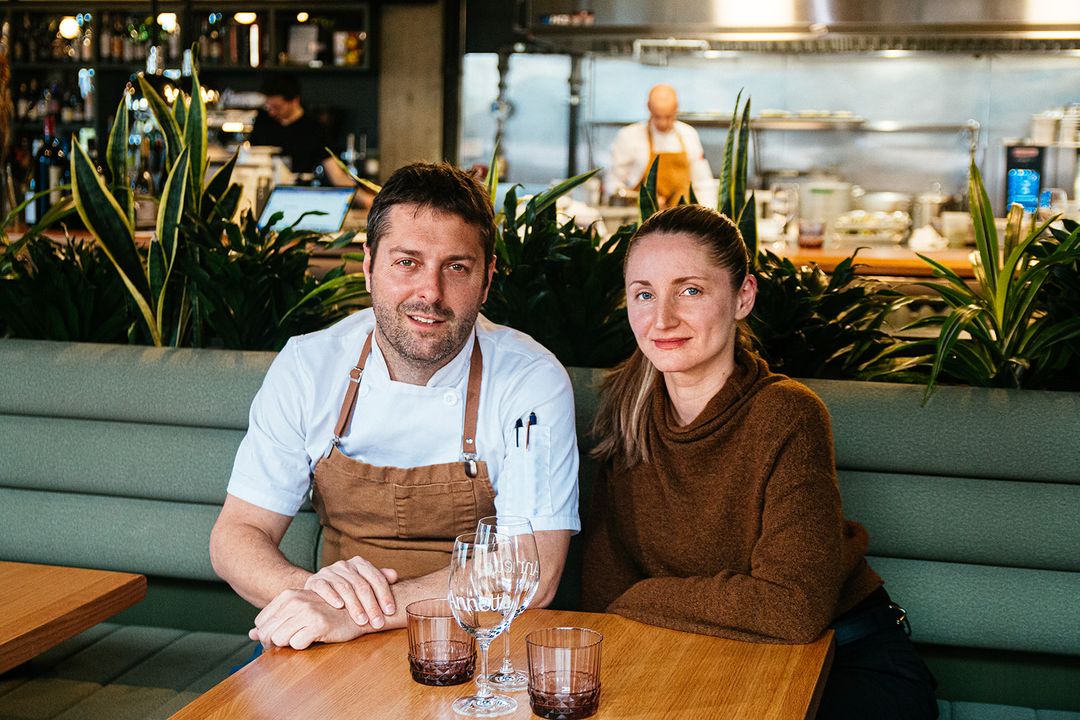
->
[169,610,837,720]
[803,631,836,720]
[0,567,147,675]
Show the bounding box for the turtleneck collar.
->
[654,349,781,442]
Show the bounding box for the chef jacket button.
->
[359,384,371,398]
[443,390,460,406]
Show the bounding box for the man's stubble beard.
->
[372,297,482,373]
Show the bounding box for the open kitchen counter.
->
[769,241,976,279]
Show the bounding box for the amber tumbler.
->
[405,598,476,686]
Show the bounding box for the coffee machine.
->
[1004,106,1080,212]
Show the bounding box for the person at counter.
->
[605,84,714,209]
[583,205,938,719]
[249,74,374,206]
[210,161,579,650]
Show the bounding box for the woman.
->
[583,204,938,719]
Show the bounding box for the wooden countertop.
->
[0,561,147,674]
[170,608,834,720]
[767,241,976,278]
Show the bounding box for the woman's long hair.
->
[592,205,753,467]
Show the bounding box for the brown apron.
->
[311,332,497,580]
[637,128,692,209]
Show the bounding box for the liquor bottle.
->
[342,133,360,178]
[112,15,126,61]
[33,115,65,223]
[12,15,27,62]
[25,15,39,62]
[99,12,113,61]
[15,83,30,121]
[24,139,43,226]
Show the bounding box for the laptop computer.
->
[257,185,356,234]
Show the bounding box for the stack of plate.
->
[830,210,911,244]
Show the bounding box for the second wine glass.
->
[476,515,540,692]
[448,532,519,717]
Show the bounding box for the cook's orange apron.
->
[637,128,692,209]
[311,332,496,580]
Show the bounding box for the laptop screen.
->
[257,185,356,234]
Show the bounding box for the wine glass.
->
[476,515,540,692]
[448,532,519,717]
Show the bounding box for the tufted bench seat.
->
[0,340,313,720]
[1,340,1078,719]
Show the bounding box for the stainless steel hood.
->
[524,0,1080,53]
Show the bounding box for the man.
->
[606,84,714,209]
[249,74,363,194]
[210,162,579,650]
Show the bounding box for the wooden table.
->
[171,609,834,720]
[771,242,976,278]
[0,561,147,674]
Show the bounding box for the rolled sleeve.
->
[226,339,315,516]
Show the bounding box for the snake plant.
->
[907,160,1080,399]
[719,89,756,260]
[69,71,209,346]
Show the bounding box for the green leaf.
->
[157,147,190,265]
[172,92,187,135]
[202,150,238,207]
[968,159,999,296]
[327,149,382,196]
[719,88,742,216]
[516,169,600,229]
[1002,202,1024,264]
[739,190,757,259]
[106,95,130,188]
[916,253,980,302]
[638,156,659,221]
[184,69,208,205]
[70,138,159,345]
[734,94,751,215]
[923,304,984,404]
[487,141,500,208]
[148,239,166,317]
[208,184,243,239]
[138,74,184,169]
[105,95,133,223]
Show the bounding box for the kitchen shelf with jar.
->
[587,114,981,186]
[588,115,980,137]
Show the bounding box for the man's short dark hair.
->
[365,162,496,267]
[261,73,301,101]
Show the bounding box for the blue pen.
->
[526,411,537,450]
[514,418,523,447]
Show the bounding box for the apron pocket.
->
[394,477,490,540]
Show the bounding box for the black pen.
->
[514,418,523,447]
[526,411,537,450]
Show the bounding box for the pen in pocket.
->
[525,411,537,450]
[514,418,523,448]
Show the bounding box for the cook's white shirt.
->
[227,309,581,533]
[605,120,715,201]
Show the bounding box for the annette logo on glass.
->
[451,594,515,612]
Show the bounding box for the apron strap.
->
[332,332,375,442]
[330,331,484,476]
[461,337,483,476]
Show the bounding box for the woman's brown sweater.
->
[582,350,882,643]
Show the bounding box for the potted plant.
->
[906,161,1080,399]
[61,65,352,350]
